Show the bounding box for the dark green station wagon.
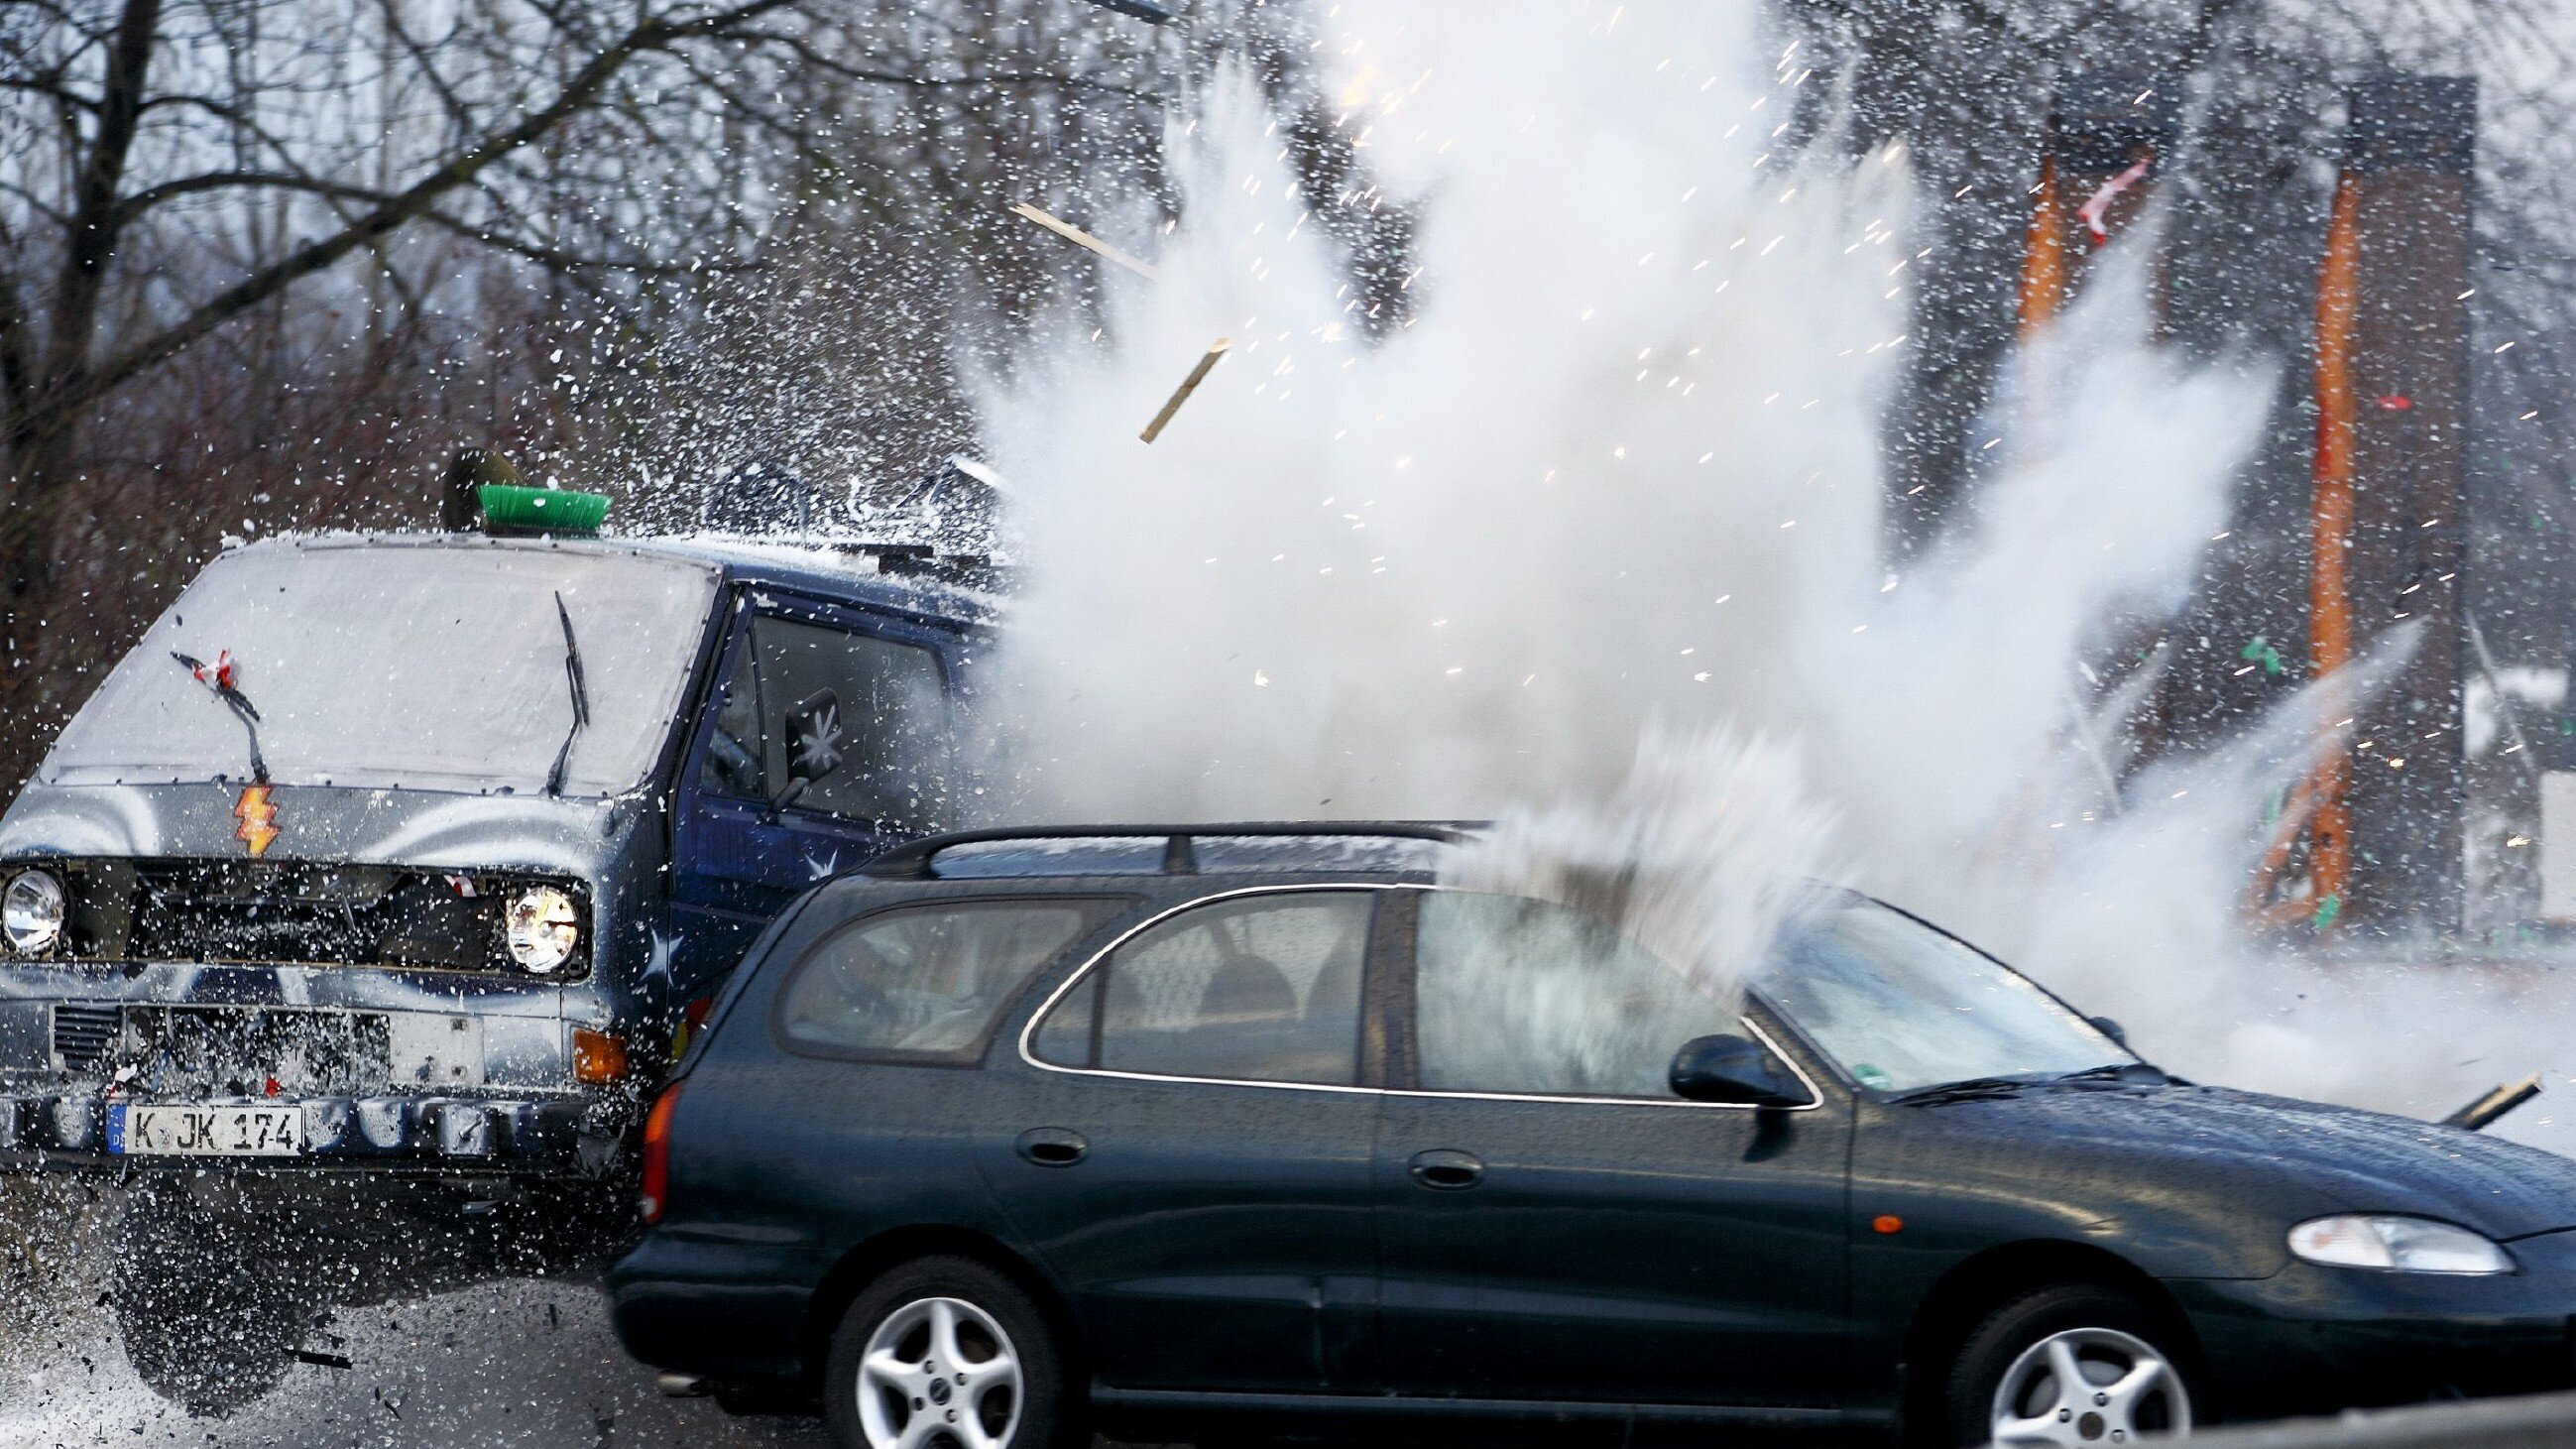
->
[612,824,2576,1449]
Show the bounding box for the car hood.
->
[0,780,639,881]
[1930,1081,2576,1241]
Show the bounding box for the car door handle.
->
[1015,1127,1088,1167]
[1407,1148,1484,1191]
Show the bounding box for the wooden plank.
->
[1139,338,1230,443]
[1009,202,1160,281]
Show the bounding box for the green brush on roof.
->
[479,483,611,536]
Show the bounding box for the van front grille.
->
[15,859,592,979]
[50,1002,120,1069]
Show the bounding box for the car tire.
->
[823,1256,1081,1449]
[1940,1282,2199,1448]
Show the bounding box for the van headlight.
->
[2288,1215,2513,1274]
[503,886,581,975]
[4,869,64,955]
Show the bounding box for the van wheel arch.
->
[1899,1240,2206,1447]
[801,1226,1084,1397]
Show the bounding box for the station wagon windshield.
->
[42,542,718,796]
[1756,897,2133,1094]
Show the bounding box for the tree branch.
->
[37,0,160,391]
[46,0,806,425]
[734,35,1152,99]
[110,169,396,224]
[413,208,761,275]
[0,213,35,422]
[373,0,483,144]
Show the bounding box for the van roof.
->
[630,533,1001,625]
[863,823,1484,882]
[251,530,996,629]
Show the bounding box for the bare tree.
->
[0,0,1211,785]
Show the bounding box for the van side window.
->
[1043,893,1373,1085]
[777,900,1119,1063]
[696,614,952,831]
[699,640,765,798]
[1412,892,1735,1098]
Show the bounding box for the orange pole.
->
[2306,175,2361,923]
[2016,157,2067,338]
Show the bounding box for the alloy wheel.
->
[854,1294,1025,1449]
[1989,1326,2190,1446]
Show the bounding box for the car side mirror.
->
[1669,1033,1808,1108]
[777,687,845,808]
[2086,1015,2129,1048]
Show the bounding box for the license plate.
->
[110,1103,305,1156]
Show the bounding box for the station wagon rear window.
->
[1034,892,1375,1086]
[776,899,1122,1062]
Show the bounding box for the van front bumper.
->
[0,963,639,1174]
[0,1090,628,1174]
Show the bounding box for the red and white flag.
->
[2077,158,2152,246]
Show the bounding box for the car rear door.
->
[669,591,959,992]
[974,886,1389,1396]
[638,889,1129,1384]
[1369,889,1854,1409]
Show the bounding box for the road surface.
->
[0,1177,1181,1448]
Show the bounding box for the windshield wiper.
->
[2053,1062,2171,1087]
[544,592,590,797]
[172,650,268,784]
[1891,1074,2045,1106]
[1894,1063,2172,1106]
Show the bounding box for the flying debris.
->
[1076,0,1174,21]
[1140,337,1231,443]
[944,453,1019,502]
[1010,202,1160,280]
[2442,1074,2543,1133]
[2076,157,2151,245]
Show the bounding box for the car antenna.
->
[545,592,590,796]
[172,650,268,784]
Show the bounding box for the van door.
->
[668,594,957,992]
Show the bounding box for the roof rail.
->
[861,821,1481,880]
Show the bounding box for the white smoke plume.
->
[977,0,2576,1147]
[1441,722,1843,1006]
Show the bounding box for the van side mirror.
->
[1669,1033,1808,1108]
[776,688,845,809]
[2086,1016,2129,1048]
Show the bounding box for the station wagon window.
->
[1413,892,1735,1098]
[776,900,1119,1063]
[698,614,952,831]
[1036,893,1373,1086]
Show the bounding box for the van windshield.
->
[43,541,718,796]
